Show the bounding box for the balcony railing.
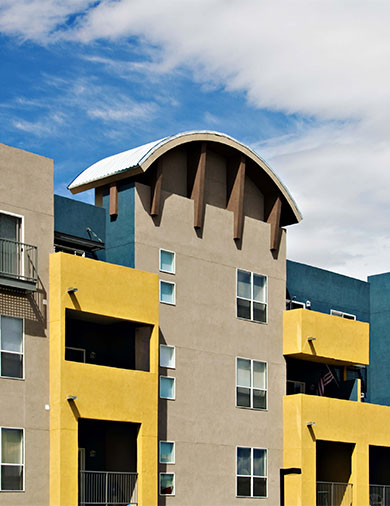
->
[0,238,38,290]
[317,481,353,506]
[370,485,390,506]
[79,470,138,506]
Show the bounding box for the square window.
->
[0,316,23,379]
[236,358,267,410]
[159,441,175,464]
[160,281,176,305]
[160,376,175,400]
[160,250,175,274]
[236,270,267,323]
[160,345,175,369]
[236,447,267,498]
[160,473,175,496]
[1,428,24,491]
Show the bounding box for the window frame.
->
[0,426,25,492]
[160,375,176,400]
[159,280,176,306]
[0,315,24,380]
[159,472,175,496]
[159,249,176,275]
[236,446,267,499]
[330,309,356,320]
[236,269,268,324]
[160,345,176,369]
[159,441,175,464]
[0,210,25,280]
[236,357,268,411]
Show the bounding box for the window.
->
[237,447,267,498]
[160,441,175,464]
[160,472,175,496]
[160,281,176,305]
[236,270,267,323]
[0,428,24,491]
[236,358,267,410]
[330,309,356,320]
[160,249,175,274]
[160,376,175,400]
[160,345,175,369]
[0,316,23,379]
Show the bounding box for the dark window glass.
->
[237,387,251,408]
[1,465,23,491]
[237,477,251,497]
[237,299,251,319]
[253,477,267,497]
[253,302,266,323]
[253,389,267,409]
[1,353,22,378]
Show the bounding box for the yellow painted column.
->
[352,442,369,506]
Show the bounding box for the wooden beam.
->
[190,142,207,229]
[109,183,118,217]
[150,158,163,216]
[227,155,246,240]
[267,196,282,251]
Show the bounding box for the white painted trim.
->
[330,309,356,320]
[236,269,268,324]
[0,210,25,277]
[235,357,268,411]
[159,248,176,275]
[235,445,268,499]
[159,344,176,369]
[159,472,175,496]
[159,441,175,464]
[0,315,24,380]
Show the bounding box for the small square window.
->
[160,441,175,464]
[160,281,176,305]
[160,472,175,496]
[160,376,175,400]
[160,250,175,274]
[160,345,175,369]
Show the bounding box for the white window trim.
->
[0,316,24,380]
[159,441,175,464]
[159,344,176,369]
[0,426,25,492]
[160,376,176,400]
[286,299,305,310]
[159,248,176,275]
[159,472,175,496]
[0,210,25,276]
[236,446,268,499]
[159,280,176,306]
[65,346,86,363]
[330,309,356,320]
[236,357,268,411]
[236,269,268,324]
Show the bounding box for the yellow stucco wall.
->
[49,253,159,506]
[284,394,390,506]
[283,309,369,365]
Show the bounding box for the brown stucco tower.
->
[69,131,301,505]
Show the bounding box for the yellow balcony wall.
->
[284,394,390,506]
[283,308,369,365]
[49,253,159,506]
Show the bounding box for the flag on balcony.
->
[317,367,335,396]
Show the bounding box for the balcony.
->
[283,308,369,365]
[80,471,137,506]
[370,485,390,506]
[317,481,353,506]
[0,238,38,291]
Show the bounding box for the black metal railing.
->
[0,238,38,284]
[79,470,138,506]
[370,484,390,506]
[317,481,353,506]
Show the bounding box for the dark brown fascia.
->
[227,154,246,241]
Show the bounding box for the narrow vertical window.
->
[236,358,267,410]
[0,316,23,379]
[159,473,175,496]
[236,270,267,323]
[160,376,175,400]
[160,250,175,274]
[237,447,267,498]
[159,441,175,464]
[1,428,24,491]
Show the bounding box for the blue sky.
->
[1,1,390,279]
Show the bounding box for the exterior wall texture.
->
[49,253,159,506]
[0,143,53,505]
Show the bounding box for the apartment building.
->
[2,133,390,506]
[0,143,53,505]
